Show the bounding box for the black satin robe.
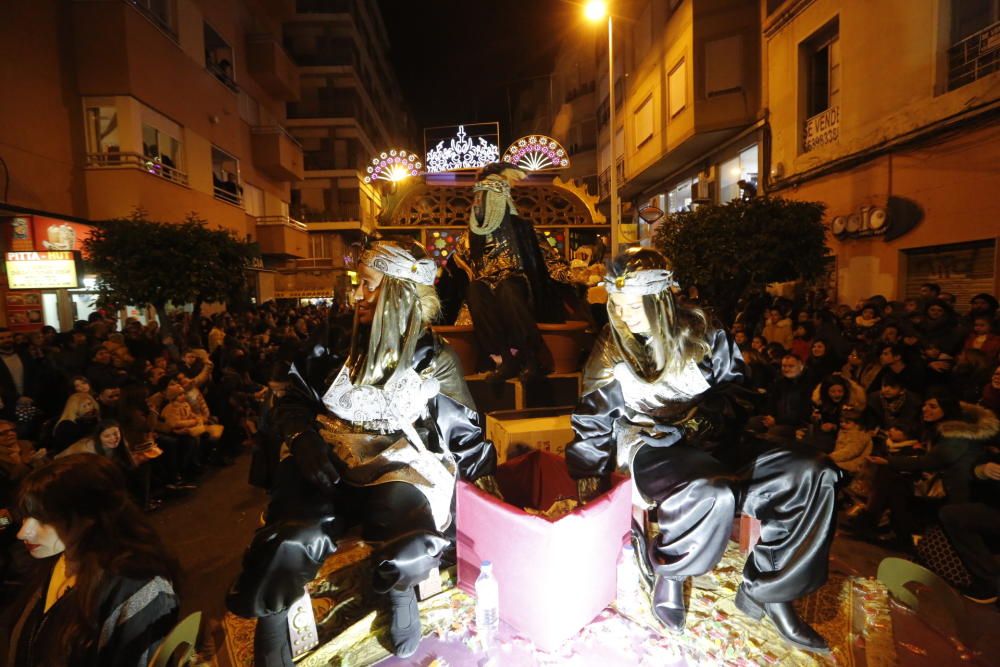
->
[566,326,840,603]
[227,331,496,618]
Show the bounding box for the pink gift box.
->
[457,451,632,651]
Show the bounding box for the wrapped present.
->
[457,450,632,651]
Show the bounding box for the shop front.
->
[1,215,99,332]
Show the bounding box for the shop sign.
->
[830,197,922,241]
[5,251,82,289]
[31,217,93,252]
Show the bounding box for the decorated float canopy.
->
[363,149,423,184]
[502,135,570,172]
[424,123,500,173]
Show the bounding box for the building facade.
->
[0,0,307,328]
[281,0,414,300]
[763,0,1000,306]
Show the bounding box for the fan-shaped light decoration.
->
[501,135,570,172]
[363,149,423,184]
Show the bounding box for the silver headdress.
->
[603,269,679,296]
[360,242,437,286]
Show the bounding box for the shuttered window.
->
[903,239,996,309]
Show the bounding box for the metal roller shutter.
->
[903,239,997,309]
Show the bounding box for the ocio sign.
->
[830,206,888,239]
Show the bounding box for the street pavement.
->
[146,450,268,660]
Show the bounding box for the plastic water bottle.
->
[475,560,500,649]
[617,542,639,615]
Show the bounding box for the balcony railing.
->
[947,21,1000,91]
[255,215,308,231]
[214,184,242,206]
[598,168,610,200]
[803,106,840,152]
[85,151,189,186]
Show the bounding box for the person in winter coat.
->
[762,308,794,351]
[828,408,872,474]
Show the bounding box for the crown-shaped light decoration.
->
[501,135,570,172]
[425,125,500,173]
[363,149,423,184]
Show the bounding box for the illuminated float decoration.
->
[363,149,422,184]
[425,125,500,173]
[502,135,570,172]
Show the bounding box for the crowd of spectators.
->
[730,285,999,605]
[0,280,997,661]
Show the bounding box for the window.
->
[212,147,242,206]
[204,22,236,91]
[705,36,743,97]
[243,183,264,217]
[634,96,654,148]
[85,107,119,154]
[129,0,175,35]
[142,124,181,170]
[947,0,1000,90]
[719,145,759,202]
[801,18,840,151]
[668,178,698,213]
[804,20,840,118]
[668,59,687,117]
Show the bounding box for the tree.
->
[83,210,257,337]
[652,196,829,323]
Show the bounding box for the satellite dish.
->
[638,205,664,223]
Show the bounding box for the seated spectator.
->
[921,341,955,392]
[762,307,794,351]
[938,454,1000,604]
[49,393,101,456]
[854,304,882,339]
[828,407,872,474]
[84,345,127,394]
[964,293,998,328]
[790,321,815,363]
[748,354,813,443]
[962,314,1000,362]
[803,337,840,387]
[57,419,121,458]
[750,335,767,356]
[96,382,122,420]
[7,454,180,666]
[918,299,963,355]
[0,419,44,507]
[806,373,867,452]
[950,348,993,404]
[864,372,922,435]
[981,364,1000,416]
[741,347,775,395]
[871,343,925,395]
[863,395,998,550]
[842,343,881,391]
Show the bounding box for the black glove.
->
[289,430,340,490]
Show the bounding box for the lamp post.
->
[585,1,619,254]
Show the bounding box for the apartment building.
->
[596,0,762,246]
[0,0,307,328]
[281,0,414,297]
[763,0,1000,305]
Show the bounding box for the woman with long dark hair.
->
[7,453,180,666]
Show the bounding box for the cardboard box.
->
[457,451,632,651]
[485,407,575,462]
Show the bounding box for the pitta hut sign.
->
[5,251,82,289]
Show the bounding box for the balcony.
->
[246,34,300,101]
[256,215,309,258]
[251,126,305,181]
[598,168,610,200]
[947,21,1000,91]
[287,98,360,119]
[85,152,189,186]
[803,106,840,152]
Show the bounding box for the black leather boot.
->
[651,574,686,632]
[735,584,829,654]
[387,586,422,658]
[253,610,295,667]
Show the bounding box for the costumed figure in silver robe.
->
[227,238,501,665]
[451,162,585,382]
[566,248,839,654]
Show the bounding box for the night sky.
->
[377,0,586,140]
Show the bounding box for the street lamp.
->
[584,1,620,255]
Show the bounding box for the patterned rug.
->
[222,541,896,666]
